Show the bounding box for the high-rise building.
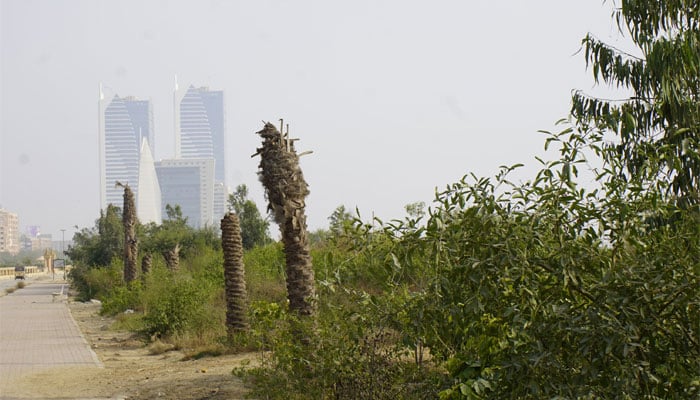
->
[137,138,162,225]
[0,208,20,255]
[99,90,154,211]
[174,84,226,184]
[213,182,228,223]
[155,158,214,229]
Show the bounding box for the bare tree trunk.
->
[121,183,138,284]
[221,212,249,334]
[162,243,180,271]
[254,122,316,317]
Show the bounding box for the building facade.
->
[136,138,162,224]
[0,209,20,255]
[174,85,226,184]
[155,158,214,229]
[213,182,228,223]
[99,92,154,211]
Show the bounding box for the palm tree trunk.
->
[121,183,138,283]
[141,253,152,279]
[221,212,249,334]
[255,122,316,317]
[162,244,180,271]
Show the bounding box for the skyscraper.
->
[174,84,226,184]
[155,158,214,229]
[136,138,162,225]
[99,91,155,210]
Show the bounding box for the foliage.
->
[243,242,286,303]
[228,184,272,250]
[69,258,124,302]
[66,205,123,268]
[328,205,353,235]
[242,289,443,400]
[572,0,700,200]
[0,249,44,268]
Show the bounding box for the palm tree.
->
[117,182,138,284]
[254,121,316,317]
[221,212,249,334]
[141,253,152,279]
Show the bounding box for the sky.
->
[0,0,630,242]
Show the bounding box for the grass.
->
[5,287,16,294]
[16,281,26,289]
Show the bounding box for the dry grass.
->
[148,339,177,355]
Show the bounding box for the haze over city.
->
[1,1,630,241]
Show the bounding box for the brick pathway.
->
[0,281,102,397]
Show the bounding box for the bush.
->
[242,288,445,400]
[243,242,286,303]
[69,259,123,302]
[140,266,223,339]
[101,281,142,315]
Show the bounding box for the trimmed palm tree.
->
[254,121,316,317]
[118,182,138,284]
[141,253,152,278]
[221,212,249,334]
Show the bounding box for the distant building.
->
[0,209,20,255]
[31,234,53,252]
[213,182,229,223]
[137,138,162,224]
[155,158,214,229]
[174,84,226,184]
[98,91,154,211]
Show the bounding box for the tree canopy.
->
[572,0,700,201]
[227,184,271,250]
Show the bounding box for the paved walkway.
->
[0,281,102,397]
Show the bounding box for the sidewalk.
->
[0,281,102,397]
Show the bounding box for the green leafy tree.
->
[328,205,353,235]
[572,0,700,201]
[66,204,123,267]
[227,184,271,250]
[142,204,191,271]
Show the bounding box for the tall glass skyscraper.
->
[175,85,226,184]
[98,92,155,211]
[155,158,214,229]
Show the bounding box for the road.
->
[0,277,103,398]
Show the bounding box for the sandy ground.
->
[4,300,258,400]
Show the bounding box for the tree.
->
[65,205,123,267]
[572,1,700,202]
[221,212,249,335]
[227,184,271,249]
[119,182,138,283]
[328,205,353,235]
[158,204,188,270]
[254,121,316,317]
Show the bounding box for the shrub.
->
[101,281,142,315]
[140,266,223,340]
[69,259,123,302]
[243,242,286,303]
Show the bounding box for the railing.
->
[0,266,41,276]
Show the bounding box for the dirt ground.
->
[5,300,259,400]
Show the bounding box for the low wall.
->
[0,266,41,277]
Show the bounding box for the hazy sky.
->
[1,0,628,241]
